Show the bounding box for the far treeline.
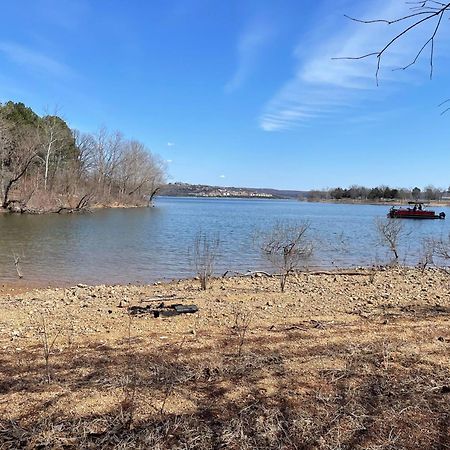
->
[305,185,449,202]
[0,101,166,213]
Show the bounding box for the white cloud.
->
[259,0,444,131]
[0,41,75,78]
[219,174,226,178]
[225,18,274,93]
[166,159,173,163]
[167,142,175,147]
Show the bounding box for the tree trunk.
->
[44,140,52,190]
[2,155,37,209]
[148,186,160,204]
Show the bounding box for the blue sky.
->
[1,0,449,190]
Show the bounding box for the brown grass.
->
[0,268,449,449]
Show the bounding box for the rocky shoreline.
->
[1,266,448,338]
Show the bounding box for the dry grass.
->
[0,268,449,449]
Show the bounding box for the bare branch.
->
[344,10,441,25]
[255,220,313,292]
[438,98,450,114]
[336,2,450,84]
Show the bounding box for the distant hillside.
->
[159,183,306,199]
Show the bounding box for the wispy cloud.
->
[166,159,173,163]
[0,41,75,78]
[225,17,274,93]
[259,0,440,131]
[219,174,226,179]
[167,142,175,147]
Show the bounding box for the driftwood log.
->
[222,270,272,278]
[222,269,374,278]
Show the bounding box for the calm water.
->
[0,197,449,285]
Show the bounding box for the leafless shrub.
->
[256,220,313,292]
[375,217,406,263]
[230,306,252,357]
[432,232,450,260]
[417,238,435,273]
[192,231,221,290]
[38,316,62,384]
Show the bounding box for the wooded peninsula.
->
[0,101,166,213]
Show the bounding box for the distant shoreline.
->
[300,198,450,207]
[158,194,289,200]
[159,195,450,207]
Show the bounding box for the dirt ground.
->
[1,267,449,449]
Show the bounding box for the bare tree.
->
[335,2,450,91]
[256,220,313,292]
[375,217,406,262]
[192,231,221,290]
[39,111,66,191]
[90,128,125,199]
[118,140,166,203]
[73,130,95,177]
[82,128,166,206]
[147,156,166,205]
[2,127,40,210]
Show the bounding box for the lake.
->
[0,197,449,286]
